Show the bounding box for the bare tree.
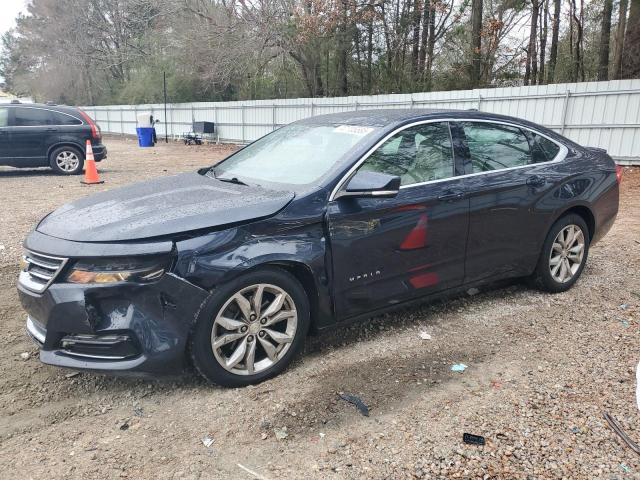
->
[621,0,640,78]
[598,0,614,80]
[547,0,561,82]
[612,0,628,79]
[470,0,483,87]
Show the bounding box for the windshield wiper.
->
[216,176,248,186]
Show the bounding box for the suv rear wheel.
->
[49,146,84,175]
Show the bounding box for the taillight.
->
[77,109,101,140]
[615,164,623,184]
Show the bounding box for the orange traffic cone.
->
[81,139,103,185]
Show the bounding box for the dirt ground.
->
[0,135,639,479]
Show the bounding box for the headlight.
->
[66,256,170,285]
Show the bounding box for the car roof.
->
[5,102,80,115]
[299,108,539,129]
[298,108,571,145]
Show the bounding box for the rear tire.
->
[189,267,310,387]
[49,146,84,175]
[529,214,590,293]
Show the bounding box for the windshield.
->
[212,123,378,185]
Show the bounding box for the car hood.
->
[37,172,295,242]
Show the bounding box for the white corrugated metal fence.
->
[82,79,640,164]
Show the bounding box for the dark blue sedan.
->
[17,109,620,386]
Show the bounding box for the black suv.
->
[0,102,107,175]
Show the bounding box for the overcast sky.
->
[0,0,28,37]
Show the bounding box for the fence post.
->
[560,90,571,134]
[410,95,415,109]
[310,102,315,118]
[119,108,124,135]
[477,94,483,110]
[169,104,174,140]
[105,108,110,132]
[354,101,359,111]
[272,104,277,132]
[241,105,245,143]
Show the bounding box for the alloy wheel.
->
[549,224,585,283]
[55,151,80,172]
[211,283,298,376]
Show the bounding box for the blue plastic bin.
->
[136,127,154,147]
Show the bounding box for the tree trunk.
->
[612,0,628,79]
[598,0,614,80]
[412,0,422,79]
[367,18,373,93]
[526,0,540,85]
[470,0,483,88]
[418,0,431,73]
[547,0,561,82]
[539,0,548,84]
[622,0,640,78]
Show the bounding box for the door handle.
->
[45,127,58,132]
[526,175,546,187]
[437,190,465,202]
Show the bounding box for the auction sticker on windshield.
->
[334,125,375,136]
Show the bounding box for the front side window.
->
[213,123,378,185]
[13,107,53,126]
[357,122,454,186]
[0,108,7,127]
[461,122,532,172]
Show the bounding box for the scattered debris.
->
[490,379,502,389]
[201,435,214,448]
[620,303,630,310]
[603,412,640,455]
[119,421,129,431]
[19,352,29,360]
[274,427,288,440]
[65,371,81,379]
[418,331,432,340]
[237,463,271,480]
[337,392,370,417]
[260,432,268,440]
[463,433,486,446]
[466,288,480,296]
[620,319,630,328]
[0,244,5,251]
[451,363,468,373]
[620,463,631,473]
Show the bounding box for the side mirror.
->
[154,119,161,124]
[337,170,401,199]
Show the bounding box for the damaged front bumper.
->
[17,232,210,376]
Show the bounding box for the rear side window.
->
[0,108,7,127]
[13,107,54,126]
[461,122,532,172]
[51,111,82,125]
[529,132,561,161]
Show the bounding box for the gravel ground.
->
[0,136,638,479]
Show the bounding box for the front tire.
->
[49,146,84,175]
[190,267,310,387]
[530,213,590,293]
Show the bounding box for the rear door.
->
[0,107,9,161]
[327,121,470,319]
[8,107,58,165]
[453,121,565,282]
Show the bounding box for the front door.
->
[327,121,469,320]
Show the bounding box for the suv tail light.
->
[615,164,623,184]
[78,109,101,140]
